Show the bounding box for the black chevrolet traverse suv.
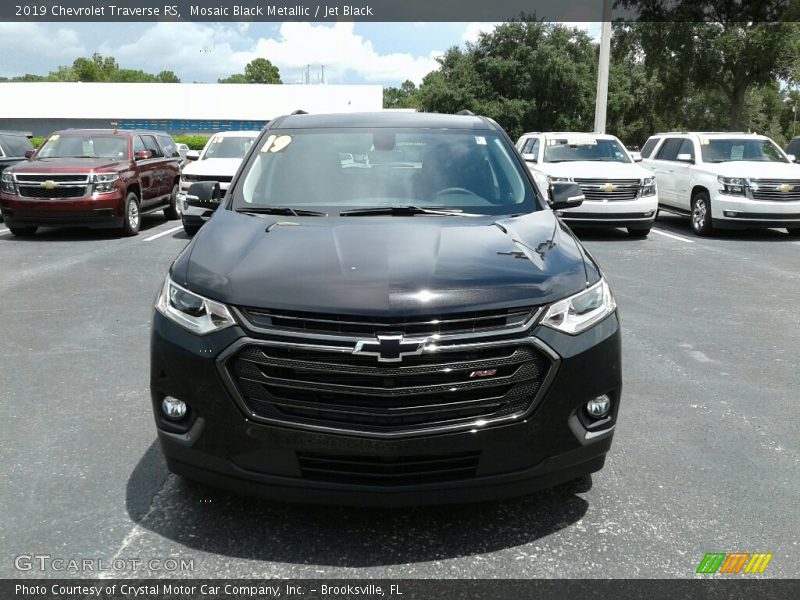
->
[150,112,622,506]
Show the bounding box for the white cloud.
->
[461,22,500,43]
[0,23,85,64]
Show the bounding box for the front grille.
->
[750,180,800,202]
[239,306,537,338]
[573,178,641,202]
[298,451,480,485]
[18,186,89,199]
[226,342,550,435]
[14,174,90,183]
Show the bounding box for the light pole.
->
[593,0,613,133]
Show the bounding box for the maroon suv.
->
[0,129,181,236]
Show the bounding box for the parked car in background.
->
[785,136,800,164]
[176,143,190,166]
[641,132,800,236]
[150,111,622,506]
[0,131,35,222]
[516,132,658,237]
[178,130,258,235]
[0,131,34,174]
[0,129,181,236]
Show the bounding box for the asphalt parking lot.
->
[0,213,798,579]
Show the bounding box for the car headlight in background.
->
[92,173,119,193]
[547,176,572,184]
[1,172,16,195]
[718,175,747,197]
[155,277,235,335]
[541,278,616,335]
[181,175,197,184]
[641,176,656,196]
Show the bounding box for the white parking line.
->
[0,228,9,236]
[143,225,183,242]
[650,228,695,243]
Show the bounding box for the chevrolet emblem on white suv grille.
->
[601,183,616,192]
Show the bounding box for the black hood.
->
[173,209,595,315]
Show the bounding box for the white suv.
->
[178,130,258,235]
[641,132,800,236]
[516,132,658,237]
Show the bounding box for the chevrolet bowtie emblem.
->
[353,334,428,363]
[601,183,616,192]
[40,180,58,190]
[780,184,792,193]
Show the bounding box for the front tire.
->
[121,192,141,237]
[164,184,180,220]
[627,227,651,238]
[182,216,201,236]
[691,192,713,236]
[8,225,37,237]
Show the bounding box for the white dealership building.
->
[0,82,384,136]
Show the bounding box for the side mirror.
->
[186,150,200,161]
[549,182,584,210]
[24,149,35,159]
[522,153,537,163]
[135,150,152,161]
[186,181,222,209]
[630,152,642,162]
[676,153,694,163]
[787,154,797,163]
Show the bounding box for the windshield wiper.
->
[340,205,485,217]
[236,207,327,216]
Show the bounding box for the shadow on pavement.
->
[127,440,591,568]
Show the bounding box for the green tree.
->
[416,22,597,140]
[220,58,282,84]
[157,70,181,83]
[383,80,418,108]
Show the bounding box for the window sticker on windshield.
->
[731,145,744,160]
[49,134,60,141]
[260,135,276,152]
[270,135,293,153]
[699,137,710,145]
[566,138,597,146]
[213,137,224,144]
[546,139,557,146]
[475,136,486,145]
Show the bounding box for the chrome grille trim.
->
[750,179,800,202]
[573,178,642,202]
[14,173,92,199]
[232,306,543,344]
[217,336,559,438]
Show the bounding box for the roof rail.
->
[456,109,475,116]
[290,109,309,115]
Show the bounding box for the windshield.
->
[544,137,630,163]
[203,136,254,160]
[700,139,788,163]
[36,134,128,160]
[235,129,536,216]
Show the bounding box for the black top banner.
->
[2,0,798,22]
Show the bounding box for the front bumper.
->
[150,312,622,506]
[0,190,125,228]
[559,195,658,229]
[712,193,800,229]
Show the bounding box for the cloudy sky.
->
[0,22,600,87]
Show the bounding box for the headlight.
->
[92,172,119,193]
[541,278,616,335]
[718,175,747,197]
[641,176,656,196]
[547,176,572,184]
[155,276,235,335]
[182,175,197,183]
[1,172,16,195]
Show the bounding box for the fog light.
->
[586,395,611,419]
[724,210,740,218]
[162,396,187,420]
